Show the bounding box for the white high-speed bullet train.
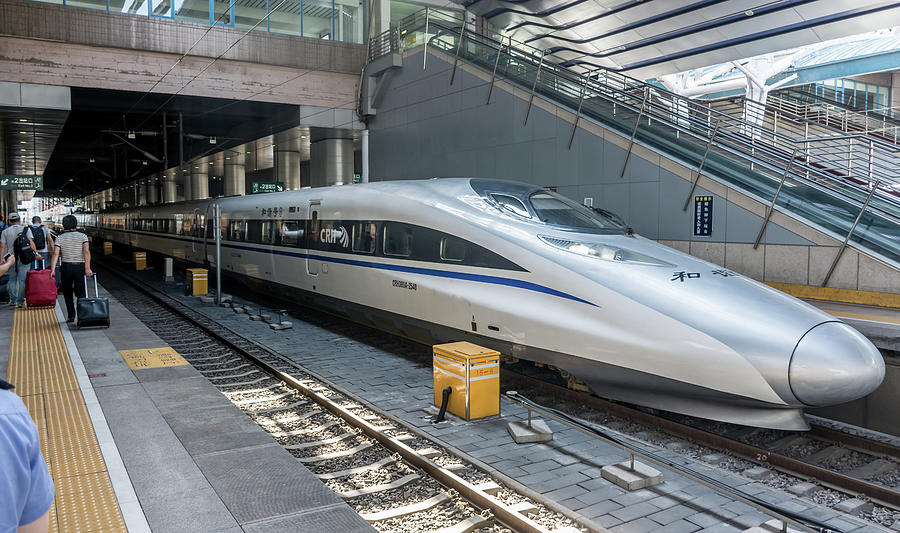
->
[80,178,885,429]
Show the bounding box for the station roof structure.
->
[457,0,900,79]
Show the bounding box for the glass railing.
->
[370,10,900,267]
[29,0,365,44]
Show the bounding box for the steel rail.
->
[503,370,900,511]
[101,263,560,533]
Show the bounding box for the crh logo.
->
[320,226,349,247]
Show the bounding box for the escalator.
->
[367,9,900,268]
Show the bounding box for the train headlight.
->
[539,235,671,266]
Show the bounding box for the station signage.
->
[251,181,284,194]
[0,175,43,190]
[693,195,713,237]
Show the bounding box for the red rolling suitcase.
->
[26,260,57,308]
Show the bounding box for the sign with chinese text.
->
[693,195,713,236]
[0,175,43,190]
[251,181,284,194]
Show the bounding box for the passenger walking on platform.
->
[50,215,93,323]
[25,216,53,270]
[0,213,38,308]
[0,379,54,533]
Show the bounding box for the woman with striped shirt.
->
[49,215,93,323]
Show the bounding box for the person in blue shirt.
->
[0,250,53,533]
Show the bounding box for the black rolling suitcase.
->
[76,275,110,328]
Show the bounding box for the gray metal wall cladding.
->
[367,50,813,246]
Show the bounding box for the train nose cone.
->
[789,322,885,406]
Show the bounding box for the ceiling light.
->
[225,157,230,160]
[19,131,27,134]
[20,141,26,144]
[90,157,95,163]
[246,151,251,154]
[209,162,213,165]
[209,137,216,144]
[127,131,136,139]
[19,118,27,122]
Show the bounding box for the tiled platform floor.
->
[0,286,374,533]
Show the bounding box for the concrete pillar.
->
[190,168,209,200]
[310,138,353,187]
[183,169,192,202]
[147,178,160,204]
[276,149,301,190]
[138,182,148,206]
[373,0,390,36]
[162,179,177,203]
[224,153,246,196]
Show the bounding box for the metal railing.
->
[367,8,900,269]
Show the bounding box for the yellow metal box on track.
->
[433,342,500,421]
[186,268,208,296]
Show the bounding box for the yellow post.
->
[186,268,208,296]
[103,242,113,255]
[133,252,146,271]
[433,342,500,421]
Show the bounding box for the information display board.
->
[693,195,713,236]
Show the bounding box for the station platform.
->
[0,288,373,533]
[151,279,887,533]
[806,300,900,352]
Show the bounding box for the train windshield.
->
[529,192,625,232]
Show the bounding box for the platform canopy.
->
[456,0,900,79]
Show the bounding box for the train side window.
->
[383,223,412,257]
[229,220,246,241]
[351,222,376,253]
[247,220,263,243]
[440,236,466,262]
[260,221,276,245]
[281,221,303,247]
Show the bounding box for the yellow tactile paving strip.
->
[6,307,127,533]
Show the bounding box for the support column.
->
[224,153,246,196]
[274,132,302,190]
[137,182,148,206]
[182,169,192,202]
[162,178,177,203]
[190,167,209,200]
[147,177,160,204]
[310,138,353,188]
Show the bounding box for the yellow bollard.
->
[185,268,208,296]
[133,252,146,271]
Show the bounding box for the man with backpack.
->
[26,216,53,269]
[0,212,43,308]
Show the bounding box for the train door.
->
[306,201,320,275]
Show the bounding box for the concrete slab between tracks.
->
[152,278,888,533]
[0,284,373,533]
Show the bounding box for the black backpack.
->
[29,225,46,250]
[14,230,36,264]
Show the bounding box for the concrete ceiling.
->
[459,0,900,79]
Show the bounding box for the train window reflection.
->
[440,237,466,262]
[530,192,623,231]
[383,223,412,257]
[352,223,376,253]
[491,194,530,218]
[247,221,262,243]
[282,221,303,246]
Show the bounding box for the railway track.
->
[501,370,900,528]
[99,269,584,533]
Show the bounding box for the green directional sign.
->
[0,175,43,190]
[251,181,284,194]
[353,173,362,184]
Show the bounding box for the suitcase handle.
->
[83,274,100,298]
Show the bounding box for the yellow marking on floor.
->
[824,309,900,325]
[6,307,127,533]
[119,346,188,370]
[767,282,900,309]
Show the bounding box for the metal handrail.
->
[366,9,900,265]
